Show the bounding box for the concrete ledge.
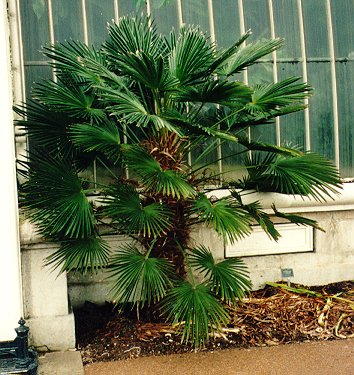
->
[39,351,84,375]
[28,313,76,351]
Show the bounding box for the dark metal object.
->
[0,319,38,374]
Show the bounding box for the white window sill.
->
[208,182,354,214]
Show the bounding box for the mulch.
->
[75,281,354,365]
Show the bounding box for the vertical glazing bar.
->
[176,1,192,168]
[326,0,340,169]
[298,0,310,151]
[208,0,222,180]
[177,0,184,26]
[81,0,98,187]
[238,0,252,153]
[82,0,89,44]
[113,1,129,178]
[238,0,248,84]
[146,0,151,17]
[47,0,56,81]
[268,0,280,146]
[114,0,119,22]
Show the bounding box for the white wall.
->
[65,205,354,308]
[0,0,23,341]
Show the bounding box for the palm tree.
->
[16,16,340,346]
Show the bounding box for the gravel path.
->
[84,339,353,375]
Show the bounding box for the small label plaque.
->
[281,268,294,278]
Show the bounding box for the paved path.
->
[84,339,354,375]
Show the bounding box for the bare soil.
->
[75,281,354,365]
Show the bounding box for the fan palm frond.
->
[173,79,251,106]
[21,153,95,239]
[103,89,180,134]
[191,194,252,243]
[219,38,284,76]
[206,30,252,73]
[33,80,105,122]
[14,100,73,155]
[108,244,173,308]
[168,25,214,85]
[69,120,121,163]
[123,145,196,199]
[188,245,251,303]
[161,280,229,346]
[246,77,312,116]
[271,205,324,231]
[43,41,109,86]
[263,153,341,201]
[45,237,110,274]
[104,16,167,62]
[101,184,172,237]
[230,192,280,240]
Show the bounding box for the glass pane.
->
[307,63,334,161]
[150,1,179,36]
[212,0,241,48]
[117,0,146,16]
[278,62,306,149]
[191,139,219,182]
[331,0,354,58]
[243,0,271,41]
[273,0,301,58]
[25,65,53,98]
[20,0,50,61]
[52,0,84,42]
[337,61,354,177]
[248,62,273,86]
[222,138,248,181]
[302,0,329,58]
[85,0,115,45]
[181,0,210,34]
[249,63,276,144]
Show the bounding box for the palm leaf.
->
[219,38,284,76]
[206,30,252,73]
[263,153,341,201]
[21,153,95,239]
[173,79,251,106]
[191,194,252,243]
[168,25,214,85]
[101,184,172,237]
[271,204,324,231]
[43,41,110,86]
[237,135,302,156]
[108,244,173,308]
[161,280,229,346]
[188,246,251,303]
[104,16,167,62]
[33,80,105,122]
[45,237,110,274]
[246,77,312,116]
[104,89,180,134]
[69,120,121,163]
[123,145,196,199]
[14,100,73,155]
[108,49,177,91]
[230,192,280,240]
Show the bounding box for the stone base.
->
[27,313,76,351]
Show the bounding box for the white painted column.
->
[0,0,23,340]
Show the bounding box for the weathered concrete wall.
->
[21,242,75,350]
[66,208,354,308]
[19,186,354,350]
[193,210,354,289]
